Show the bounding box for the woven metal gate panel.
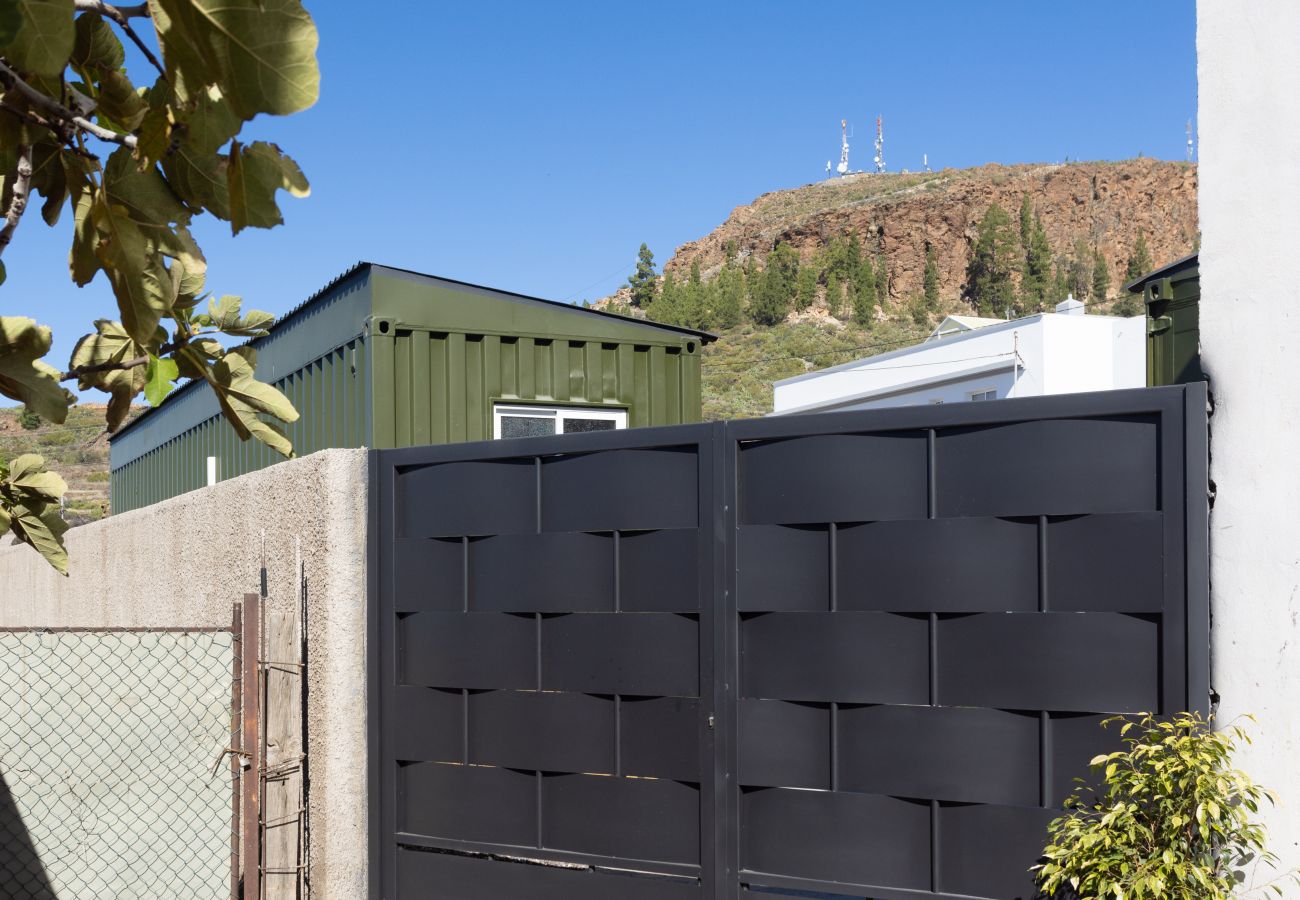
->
[372,424,719,899]
[371,384,1208,900]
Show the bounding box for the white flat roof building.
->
[772,299,1146,415]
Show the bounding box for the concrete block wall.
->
[0,449,370,900]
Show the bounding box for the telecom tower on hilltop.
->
[873,116,886,173]
[837,119,851,175]
[1186,119,1195,161]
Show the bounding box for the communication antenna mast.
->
[873,115,885,173]
[923,153,930,173]
[1186,119,1194,162]
[837,119,851,176]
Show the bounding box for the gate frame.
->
[367,383,1209,900]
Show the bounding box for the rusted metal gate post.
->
[241,592,261,900]
[230,603,243,900]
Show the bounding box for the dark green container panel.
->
[110,264,707,513]
[1140,258,1201,387]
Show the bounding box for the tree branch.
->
[60,334,189,383]
[61,354,150,382]
[0,145,33,258]
[74,0,150,18]
[75,0,166,78]
[0,60,138,150]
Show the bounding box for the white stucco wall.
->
[1198,0,1300,885]
[771,314,1142,414]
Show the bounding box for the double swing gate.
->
[370,384,1209,900]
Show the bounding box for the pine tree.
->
[852,254,875,308]
[1019,194,1035,251]
[651,271,681,324]
[1068,239,1093,301]
[795,264,818,311]
[627,243,658,308]
[1125,230,1153,282]
[825,272,843,318]
[923,246,940,311]
[966,204,1019,316]
[714,264,744,328]
[750,244,799,326]
[1022,216,1054,310]
[679,259,708,329]
[1091,248,1111,305]
[852,273,874,326]
[1050,258,1072,306]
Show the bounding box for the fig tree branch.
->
[0,144,33,257]
[0,60,139,150]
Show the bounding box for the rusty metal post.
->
[231,603,242,900]
[241,592,261,900]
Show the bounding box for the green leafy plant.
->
[0,0,319,570]
[1035,712,1294,899]
[0,453,68,573]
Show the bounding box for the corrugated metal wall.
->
[372,328,700,448]
[109,264,707,514]
[111,337,370,512]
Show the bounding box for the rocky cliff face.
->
[657,159,1197,307]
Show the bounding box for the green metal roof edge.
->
[363,262,717,343]
[1124,252,1199,294]
[110,261,716,444]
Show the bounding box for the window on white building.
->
[493,404,628,439]
[968,389,997,402]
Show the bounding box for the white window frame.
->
[492,404,628,439]
[967,388,998,402]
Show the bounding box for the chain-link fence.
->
[0,629,236,900]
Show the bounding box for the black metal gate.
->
[369,384,1208,900]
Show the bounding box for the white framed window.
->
[968,389,997,402]
[493,404,628,439]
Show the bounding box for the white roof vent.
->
[1055,293,1085,316]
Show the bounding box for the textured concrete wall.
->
[1198,0,1300,883]
[0,449,370,900]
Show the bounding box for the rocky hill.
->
[600,158,1197,419]
[665,158,1196,305]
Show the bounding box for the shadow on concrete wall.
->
[0,771,57,900]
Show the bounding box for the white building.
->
[771,298,1146,415]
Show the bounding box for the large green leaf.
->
[1,0,74,77]
[211,347,297,421]
[160,86,240,217]
[94,149,203,341]
[0,0,22,48]
[6,454,67,501]
[68,187,98,285]
[7,499,69,574]
[0,316,70,422]
[143,354,178,406]
[94,69,148,131]
[206,293,273,336]
[70,10,124,73]
[149,0,319,119]
[227,140,309,234]
[67,320,149,429]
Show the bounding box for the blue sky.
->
[1,0,1196,404]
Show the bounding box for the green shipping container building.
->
[1124,253,1202,388]
[109,263,715,513]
